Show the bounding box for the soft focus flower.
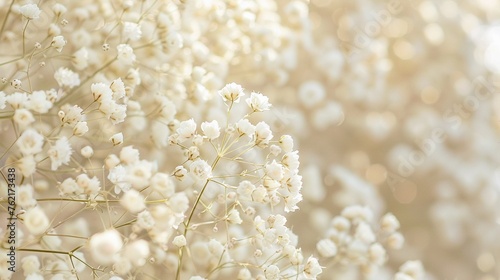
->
[246,92,271,112]
[48,137,72,170]
[19,4,41,20]
[88,229,123,265]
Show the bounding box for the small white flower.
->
[123,22,142,41]
[17,184,37,209]
[110,78,126,100]
[164,31,183,52]
[226,209,243,224]
[177,119,197,140]
[48,137,73,170]
[24,207,50,235]
[110,132,124,146]
[123,240,150,267]
[303,256,322,279]
[236,119,255,136]
[218,83,245,103]
[18,155,36,177]
[51,36,67,52]
[72,48,89,70]
[190,159,212,181]
[173,235,187,247]
[265,265,280,280]
[21,255,40,276]
[298,81,325,108]
[254,121,273,145]
[13,108,35,129]
[88,229,123,265]
[54,67,80,88]
[246,92,271,112]
[201,120,220,140]
[91,82,113,102]
[27,91,52,113]
[117,44,136,64]
[265,160,284,181]
[76,174,101,195]
[19,4,41,20]
[120,189,146,213]
[381,213,400,233]
[73,121,88,136]
[279,135,294,153]
[17,129,44,155]
[316,239,337,258]
[6,92,28,109]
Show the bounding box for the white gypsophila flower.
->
[60,105,84,126]
[369,243,386,266]
[316,238,337,258]
[177,118,197,140]
[303,256,322,279]
[73,121,88,136]
[226,208,243,224]
[123,239,150,266]
[21,255,40,276]
[17,184,37,209]
[236,118,255,136]
[190,159,212,181]
[80,146,93,158]
[265,160,284,181]
[17,129,44,155]
[265,265,280,280]
[123,22,142,41]
[127,160,154,189]
[59,178,79,195]
[88,229,123,265]
[246,92,271,112]
[117,44,136,64]
[24,206,50,235]
[120,189,146,213]
[150,172,176,197]
[6,92,28,109]
[19,4,41,20]
[48,137,72,170]
[119,145,140,164]
[51,36,66,52]
[52,3,67,15]
[399,260,425,280]
[108,165,131,194]
[54,67,80,88]
[76,174,100,195]
[110,78,126,100]
[279,135,294,153]
[137,210,155,230]
[13,108,35,129]
[164,31,183,52]
[72,47,89,70]
[27,91,52,113]
[91,82,113,102]
[254,121,273,145]
[18,155,36,177]
[387,232,405,250]
[173,165,188,181]
[201,120,220,140]
[381,213,401,233]
[218,82,245,103]
[168,192,189,214]
[173,235,187,247]
[298,80,325,108]
[110,132,124,146]
[355,222,376,244]
[0,91,6,109]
